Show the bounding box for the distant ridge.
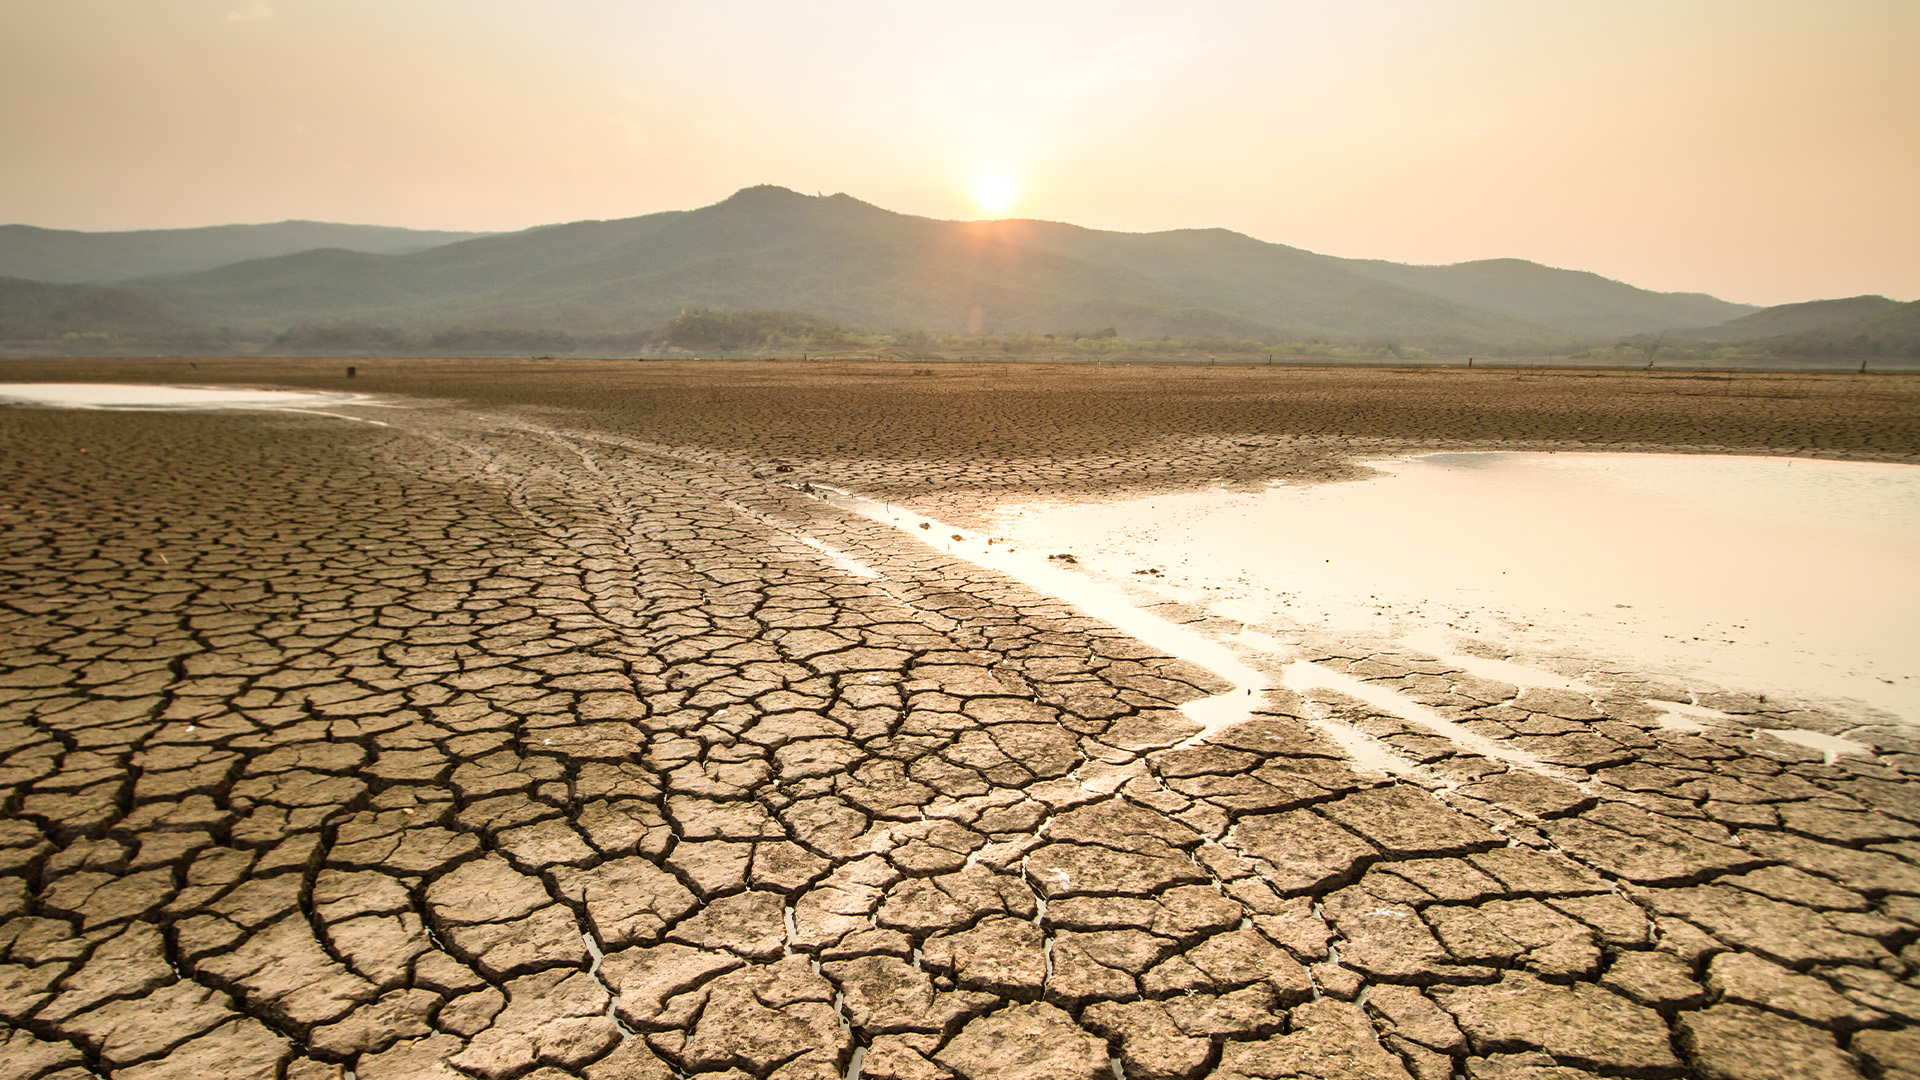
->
[0,277,187,338]
[1342,257,1752,339]
[1667,295,1903,343]
[55,186,1765,351]
[11,187,1907,359]
[1739,299,1920,359]
[0,221,493,284]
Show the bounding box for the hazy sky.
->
[3,0,1915,305]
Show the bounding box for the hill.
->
[115,186,1750,352]
[1341,257,1754,338]
[947,219,1564,348]
[1752,299,1920,360]
[0,221,490,284]
[0,277,189,339]
[1670,295,1904,343]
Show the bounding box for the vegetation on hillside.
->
[0,188,1910,367]
[0,222,492,284]
[0,277,191,341]
[1340,257,1754,338]
[4,297,1913,369]
[1759,300,1920,359]
[661,310,859,351]
[1601,300,1920,366]
[1665,295,1902,343]
[38,187,1734,353]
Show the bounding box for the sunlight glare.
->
[973,171,1017,217]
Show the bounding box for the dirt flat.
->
[1,359,1918,1080]
[9,356,1920,484]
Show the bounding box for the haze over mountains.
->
[1,186,1911,359]
[0,222,492,284]
[1664,296,1904,343]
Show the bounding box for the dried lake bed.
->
[2,359,1919,1080]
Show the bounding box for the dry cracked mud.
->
[2,359,1919,1080]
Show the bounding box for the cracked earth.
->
[2,360,1919,1080]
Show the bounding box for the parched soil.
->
[10,356,1920,488]
[0,358,1917,1080]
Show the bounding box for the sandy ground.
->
[1,358,1918,1080]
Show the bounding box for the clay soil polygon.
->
[1,357,1917,1080]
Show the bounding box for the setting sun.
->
[973,171,1017,217]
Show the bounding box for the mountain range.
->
[0,221,491,284]
[1,186,1910,357]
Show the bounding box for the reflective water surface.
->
[0,383,384,413]
[987,453,1920,721]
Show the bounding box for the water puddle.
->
[986,453,1920,722]
[1646,700,1735,733]
[1760,728,1872,764]
[0,383,390,423]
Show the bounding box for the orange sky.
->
[2,0,1915,305]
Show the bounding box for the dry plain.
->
[2,358,1919,1080]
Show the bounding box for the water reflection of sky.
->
[0,383,381,411]
[991,453,1920,721]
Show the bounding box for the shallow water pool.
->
[988,452,1920,720]
[0,383,382,412]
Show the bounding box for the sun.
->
[973,171,1017,217]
